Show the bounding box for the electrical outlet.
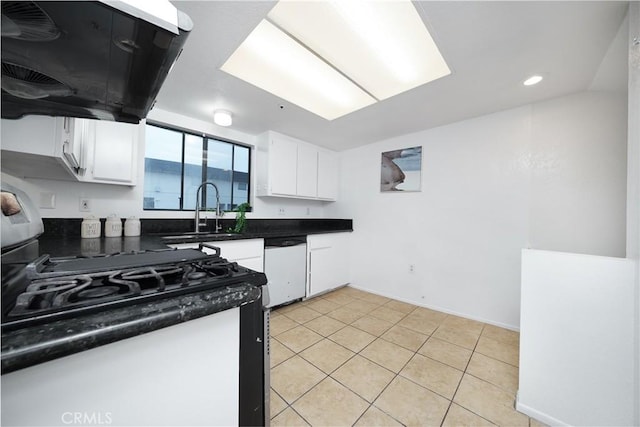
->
[79,198,91,212]
[278,207,285,216]
[409,264,415,273]
[306,207,311,216]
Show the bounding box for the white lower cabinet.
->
[169,234,350,298]
[169,239,264,272]
[307,232,350,297]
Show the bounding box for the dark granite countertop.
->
[1,284,261,374]
[36,234,169,258]
[2,218,351,373]
[38,218,353,254]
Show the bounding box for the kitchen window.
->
[143,124,251,211]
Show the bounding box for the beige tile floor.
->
[269,286,545,427]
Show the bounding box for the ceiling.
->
[154,1,628,151]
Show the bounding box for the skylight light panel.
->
[267,0,451,101]
[220,20,376,121]
[220,0,450,120]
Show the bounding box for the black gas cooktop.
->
[1,246,267,331]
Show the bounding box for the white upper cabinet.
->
[83,119,138,185]
[257,131,338,201]
[1,116,79,181]
[59,117,84,174]
[296,143,319,198]
[268,134,298,196]
[0,116,138,186]
[317,150,338,200]
[2,115,58,157]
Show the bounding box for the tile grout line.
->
[438,322,495,427]
[346,326,419,427]
[352,305,440,426]
[386,317,479,407]
[269,388,289,420]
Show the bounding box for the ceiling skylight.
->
[221,20,376,120]
[221,0,450,120]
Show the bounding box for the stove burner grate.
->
[11,273,142,314]
[77,286,122,299]
[5,255,252,322]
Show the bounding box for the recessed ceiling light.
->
[220,0,450,120]
[213,110,232,126]
[523,75,543,86]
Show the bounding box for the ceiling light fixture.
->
[220,0,450,120]
[220,20,375,121]
[268,0,450,101]
[213,110,232,126]
[523,75,543,86]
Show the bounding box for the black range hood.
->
[1,1,193,124]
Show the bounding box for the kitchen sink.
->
[160,232,239,242]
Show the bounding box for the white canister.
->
[124,216,141,237]
[105,214,123,237]
[81,216,101,239]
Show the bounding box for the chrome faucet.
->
[194,181,222,233]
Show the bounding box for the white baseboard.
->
[515,395,568,427]
[346,284,520,332]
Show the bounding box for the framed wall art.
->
[380,146,422,192]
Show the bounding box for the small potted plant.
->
[230,203,250,233]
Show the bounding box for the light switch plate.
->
[39,192,56,209]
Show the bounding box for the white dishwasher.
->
[264,236,307,308]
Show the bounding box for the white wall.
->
[518,249,636,426]
[528,91,627,257]
[626,3,640,425]
[327,90,627,329]
[1,108,330,220]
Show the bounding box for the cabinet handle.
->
[62,141,79,169]
[77,120,86,172]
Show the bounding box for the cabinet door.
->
[269,137,297,196]
[235,256,264,273]
[0,116,57,156]
[296,144,318,197]
[307,233,350,297]
[89,120,137,184]
[169,239,264,272]
[317,150,338,200]
[0,116,81,181]
[60,117,84,172]
[308,246,335,297]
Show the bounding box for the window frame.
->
[143,122,252,211]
